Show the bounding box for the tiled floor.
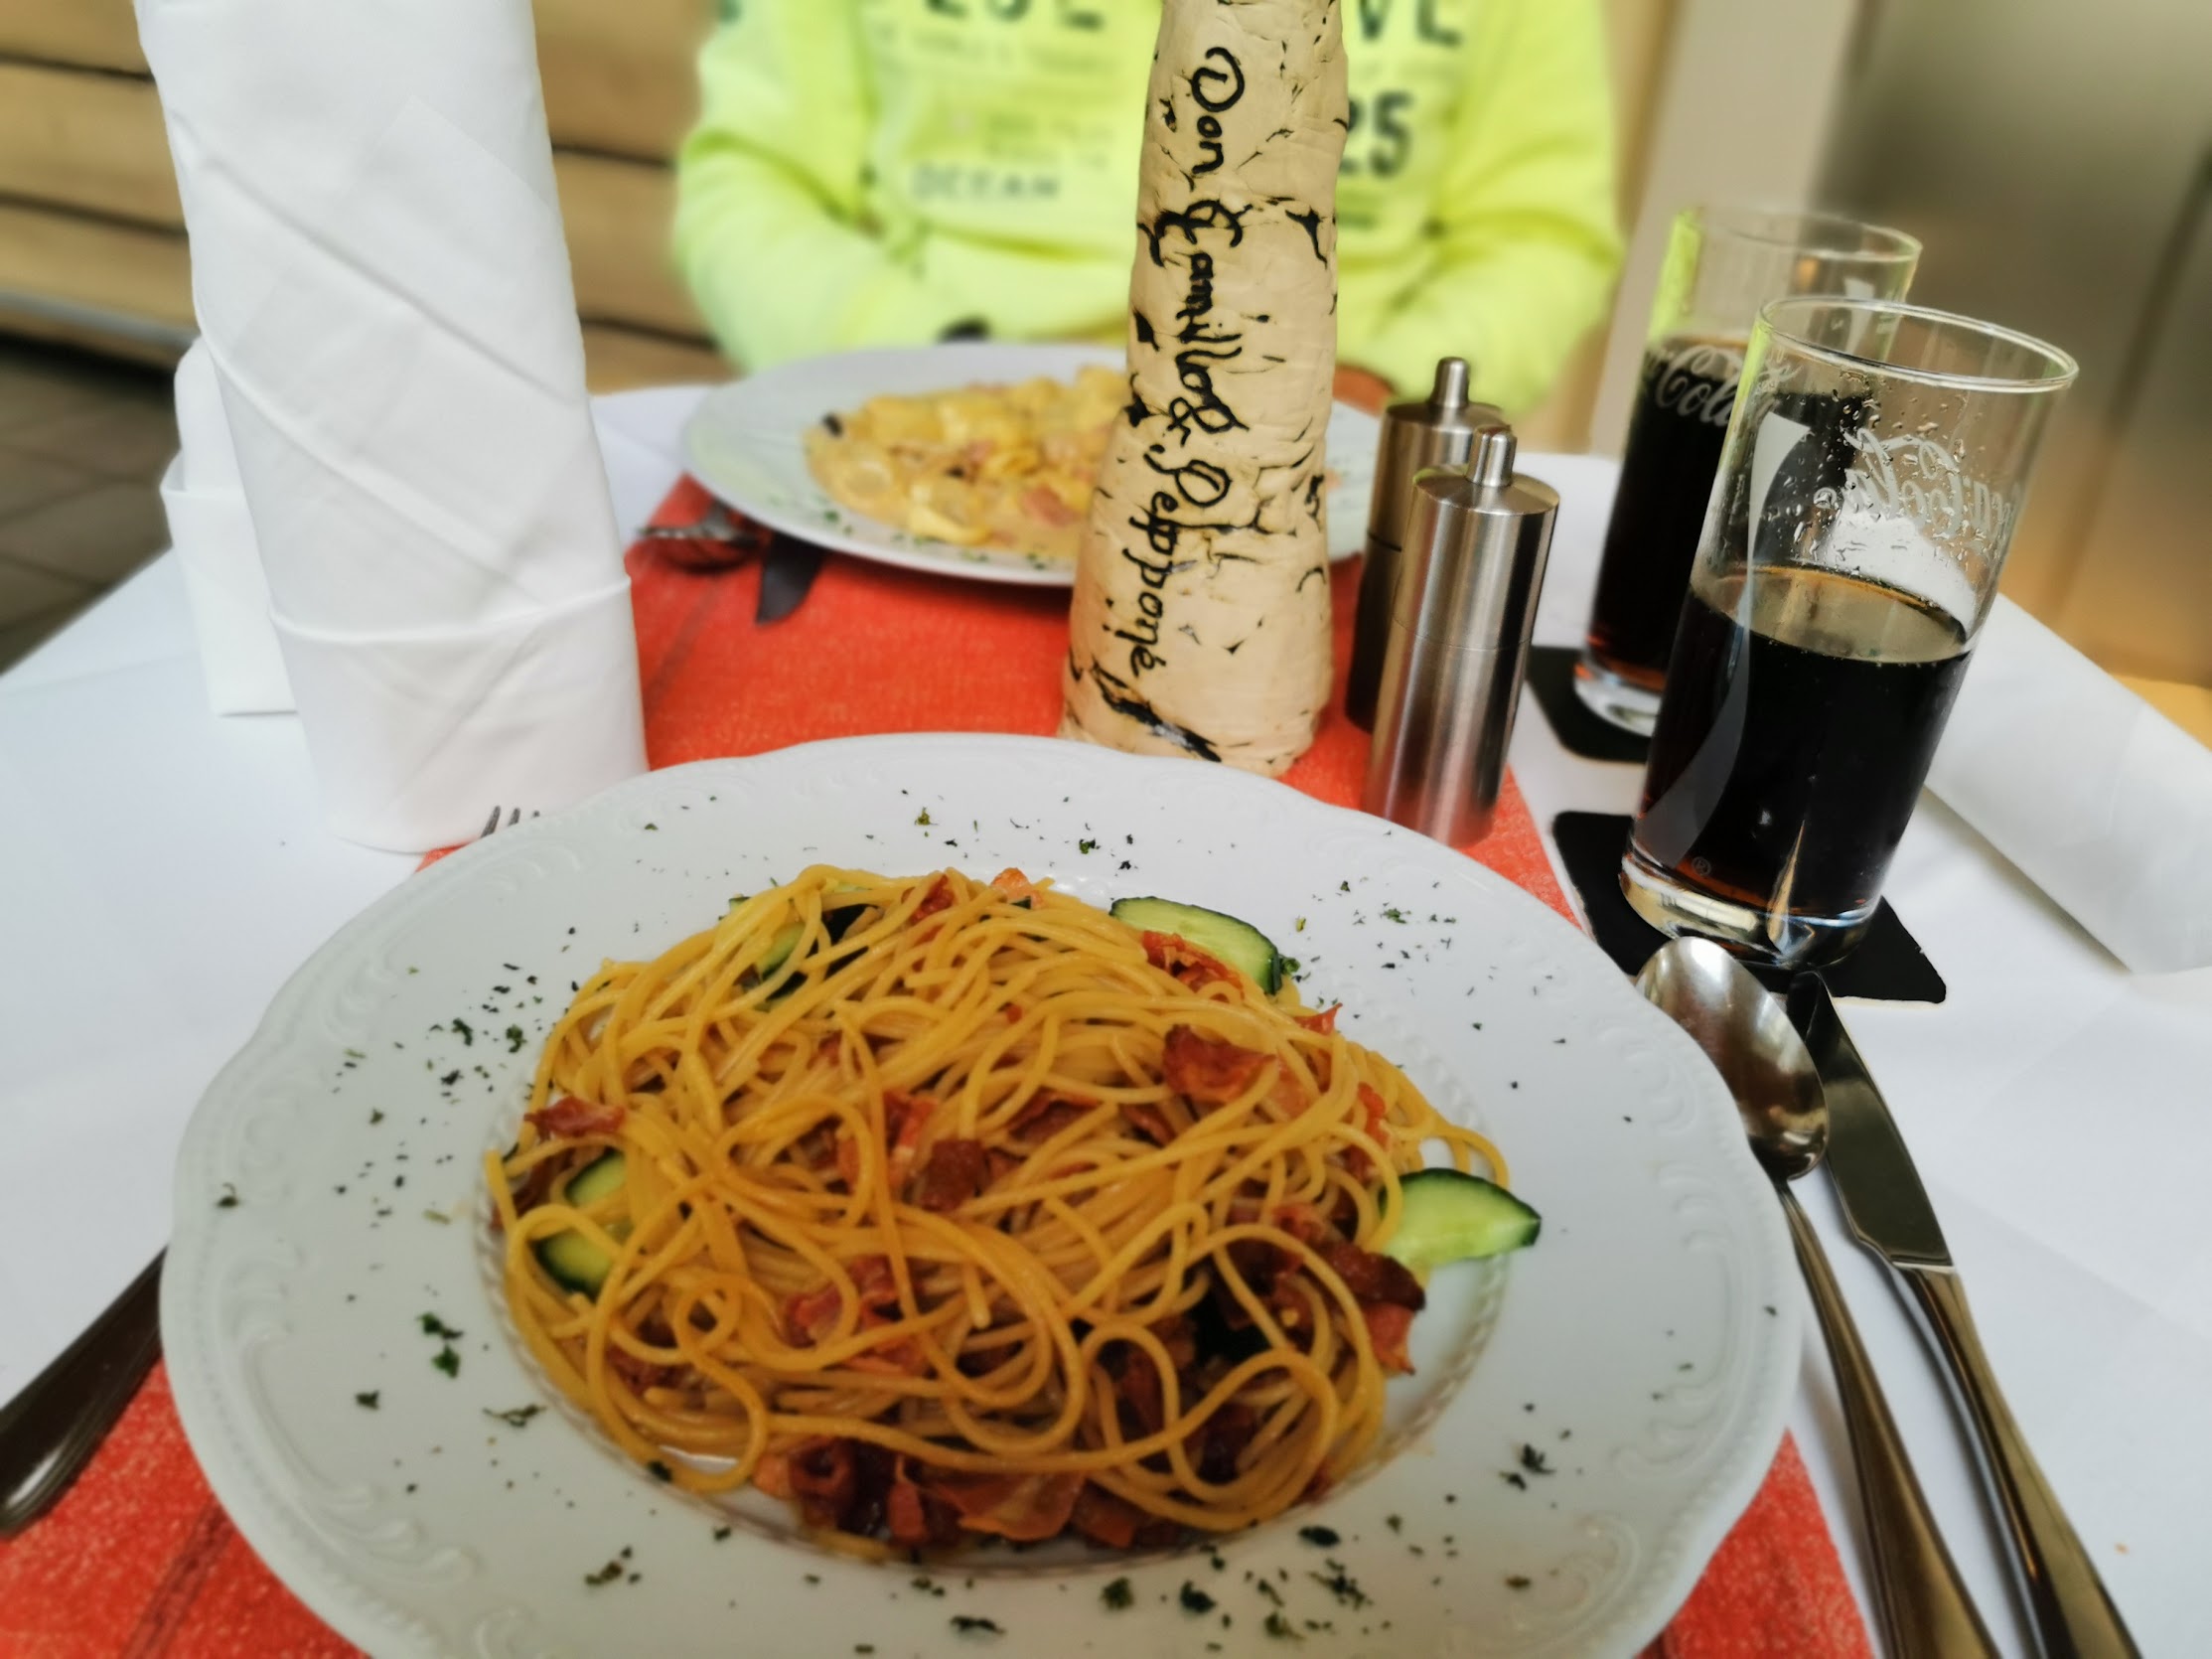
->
[0,337,178,672]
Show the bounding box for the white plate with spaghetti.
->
[164,734,1796,1659]
[681,344,1381,587]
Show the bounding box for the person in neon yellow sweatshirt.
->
[674,0,1620,416]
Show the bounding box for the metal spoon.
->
[1637,938,1999,1659]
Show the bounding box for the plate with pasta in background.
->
[680,344,1381,586]
[163,734,1797,1659]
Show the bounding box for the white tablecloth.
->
[2,387,2206,1655]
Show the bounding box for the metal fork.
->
[632,500,750,545]
[479,806,536,837]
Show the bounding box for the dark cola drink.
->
[1576,337,1744,727]
[1624,561,1972,957]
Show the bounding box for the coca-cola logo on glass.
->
[1833,430,2014,557]
[1647,339,1745,428]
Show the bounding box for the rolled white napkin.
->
[1929,597,2212,974]
[164,342,293,714]
[136,0,645,849]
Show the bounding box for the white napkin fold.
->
[164,343,293,714]
[1928,598,2212,974]
[136,0,645,849]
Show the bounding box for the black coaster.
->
[1551,812,1947,1004]
[1524,646,1651,765]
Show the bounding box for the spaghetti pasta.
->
[488,866,1505,1552]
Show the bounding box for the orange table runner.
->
[0,481,1869,1659]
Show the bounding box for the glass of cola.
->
[1577,206,1920,733]
[1621,297,2077,965]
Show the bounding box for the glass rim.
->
[1757,296,2080,392]
[1685,203,1922,265]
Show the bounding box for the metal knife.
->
[1787,976,2139,1659]
[0,1253,163,1535]
[754,539,824,625]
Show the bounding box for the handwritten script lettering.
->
[1115,43,1262,682]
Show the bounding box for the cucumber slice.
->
[1383,1168,1540,1271]
[1110,897,1283,993]
[759,891,873,981]
[534,1150,629,1295]
[759,921,807,978]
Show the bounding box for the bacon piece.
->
[1120,1099,1178,1146]
[782,1437,898,1535]
[526,1096,625,1138]
[843,1440,897,1537]
[796,1121,841,1172]
[1008,1093,1096,1142]
[1294,1004,1341,1034]
[502,1155,563,1224]
[1069,1482,1147,1549]
[1213,1236,1303,1332]
[1223,1237,1294,1299]
[886,1470,930,1547]
[1266,1275,1316,1334]
[1346,1082,1392,1180]
[912,1137,990,1212]
[847,1309,929,1377]
[1112,1345,1166,1438]
[1142,931,1240,993]
[606,1346,680,1393]
[1363,1303,1416,1375]
[834,1131,864,1190]
[1161,1026,1274,1106]
[912,874,957,921]
[785,1256,901,1347]
[1191,1403,1259,1485]
[1267,1067,1316,1118]
[1359,1082,1391,1133]
[1319,1241,1425,1311]
[920,1468,1085,1542]
[1271,1202,1335,1248]
[1023,484,1080,527]
[883,1090,935,1185]
[752,1448,796,1499]
[785,1282,847,1347]
[786,1437,855,1530]
[1155,1313,1199,1373]
[847,1254,900,1311]
[887,1458,963,1549]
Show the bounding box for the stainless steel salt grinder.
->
[1362,425,1558,845]
[1345,358,1502,731]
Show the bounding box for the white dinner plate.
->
[165,734,1796,1659]
[681,344,1382,587]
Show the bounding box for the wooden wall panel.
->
[552,153,705,338]
[0,0,146,74]
[0,0,716,161]
[580,323,728,394]
[0,64,708,343]
[0,63,180,226]
[532,0,716,161]
[0,203,192,333]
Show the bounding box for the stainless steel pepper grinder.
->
[1344,358,1502,731]
[1363,424,1557,845]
